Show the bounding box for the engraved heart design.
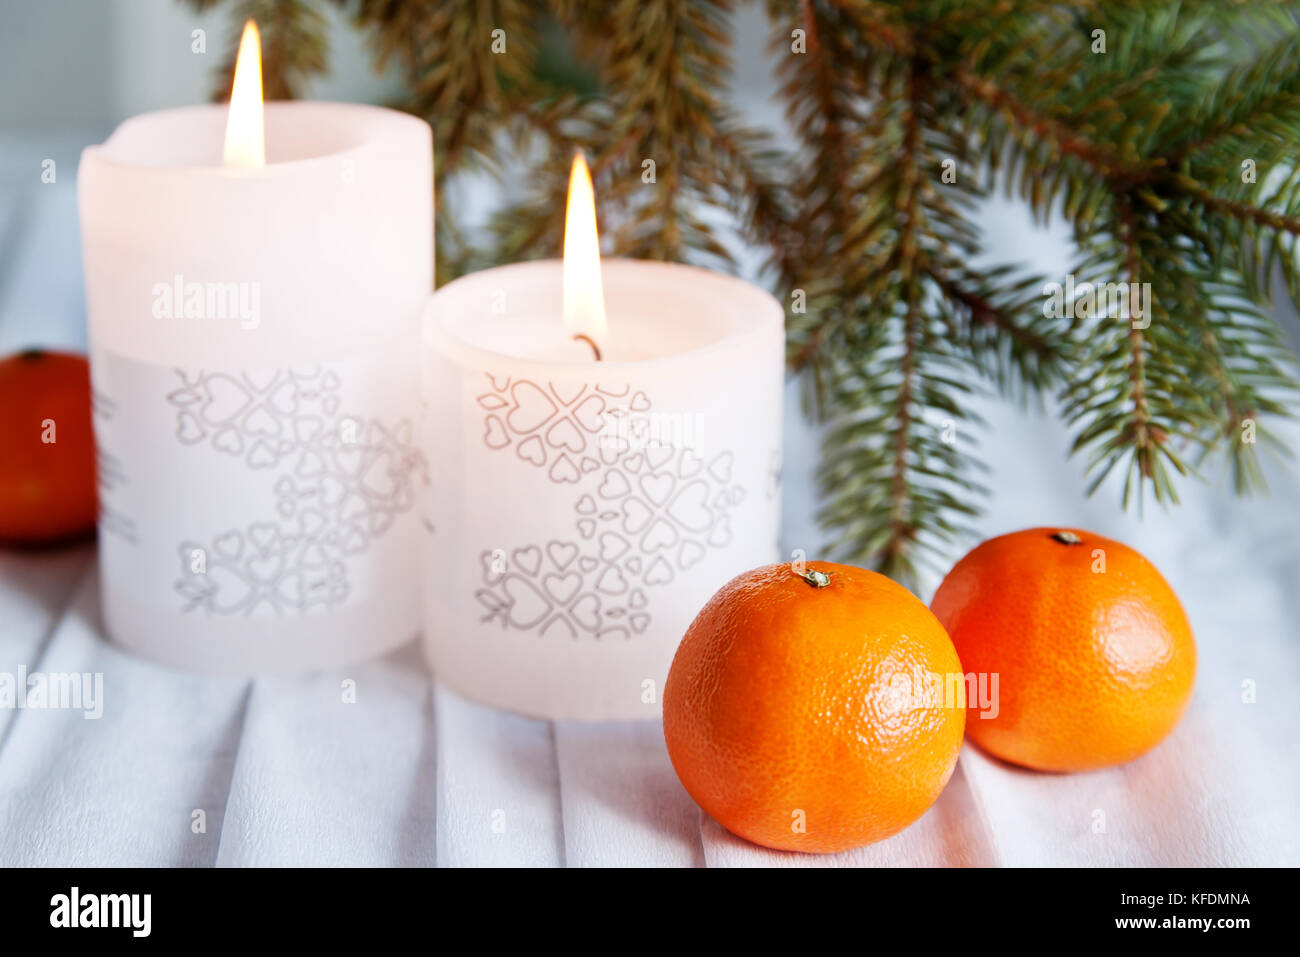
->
[318,476,347,508]
[629,588,647,609]
[342,524,368,554]
[244,405,280,438]
[547,541,579,571]
[177,411,206,444]
[360,451,398,497]
[248,441,279,468]
[622,498,653,534]
[549,454,581,483]
[572,394,606,432]
[502,576,550,628]
[273,572,304,607]
[575,494,597,515]
[213,427,244,455]
[269,380,298,416]
[477,392,508,410]
[332,444,364,477]
[570,593,602,632]
[577,519,596,539]
[295,415,324,443]
[483,415,510,449]
[639,472,675,506]
[677,540,706,570]
[295,450,326,479]
[679,450,703,479]
[517,435,546,467]
[645,446,672,470]
[207,565,253,614]
[709,451,734,483]
[248,522,279,553]
[644,557,674,586]
[201,374,251,424]
[546,417,586,453]
[627,418,650,449]
[596,565,628,595]
[543,571,582,605]
[339,492,369,524]
[668,479,712,532]
[297,509,327,537]
[551,381,584,406]
[598,470,631,499]
[630,613,650,634]
[641,518,678,552]
[579,555,599,573]
[512,545,542,576]
[708,515,733,548]
[247,550,284,583]
[507,380,557,434]
[599,532,630,562]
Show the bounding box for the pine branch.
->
[190,0,331,100]
[883,61,927,576]
[188,0,1300,586]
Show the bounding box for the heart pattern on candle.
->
[475,378,645,485]
[167,367,344,470]
[474,539,648,641]
[581,446,743,587]
[472,375,747,640]
[169,365,426,615]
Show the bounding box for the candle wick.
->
[573,333,603,361]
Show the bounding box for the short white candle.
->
[78,25,432,674]
[421,255,784,720]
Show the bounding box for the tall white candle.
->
[421,259,784,720]
[78,96,432,673]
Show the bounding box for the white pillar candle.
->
[78,100,432,673]
[421,259,784,720]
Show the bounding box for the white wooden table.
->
[1,134,1297,867]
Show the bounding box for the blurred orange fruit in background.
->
[664,561,966,854]
[0,349,97,546]
[931,526,1196,772]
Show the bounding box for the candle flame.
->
[563,152,607,347]
[223,20,265,168]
